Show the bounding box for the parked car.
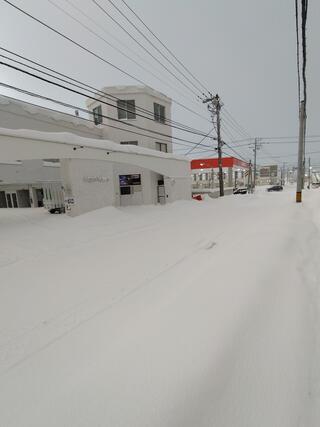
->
[267,185,283,192]
[233,187,247,195]
[49,206,65,214]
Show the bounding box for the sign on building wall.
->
[83,176,109,183]
[119,174,141,186]
[259,165,278,178]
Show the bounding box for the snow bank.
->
[0,188,319,426]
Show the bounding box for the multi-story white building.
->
[86,85,173,207]
[87,85,172,152]
[0,86,191,215]
[0,94,102,210]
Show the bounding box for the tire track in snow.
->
[0,238,215,375]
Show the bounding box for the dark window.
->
[120,141,138,146]
[93,105,102,125]
[154,103,165,123]
[155,142,168,152]
[120,186,131,195]
[119,174,141,187]
[0,191,7,208]
[6,194,12,208]
[117,99,136,120]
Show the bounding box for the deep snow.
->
[0,186,319,426]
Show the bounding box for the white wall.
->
[0,95,102,140]
[87,86,173,153]
[164,177,192,203]
[0,160,60,184]
[60,159,115,217]
[112,162,162,206]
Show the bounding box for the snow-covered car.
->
[267,185,283,192]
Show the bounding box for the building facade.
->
[191,157,250,189]
[0,87,191,215]
[86,86,173,207]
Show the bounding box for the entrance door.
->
[36,189,44,207]
[0,191,7,208]
[17,190,31,208]
[6,193,18,208]
[157,179,166,204]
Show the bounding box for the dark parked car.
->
[267,185,283,192]
[49,207,65,214]
[233,187,248,195]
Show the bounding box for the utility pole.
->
[308,157,311,189]
[281,162,286,186]
[203,94,224,197]
[248,160,253,193]
[296,100,306,202]
[252,138,261,191]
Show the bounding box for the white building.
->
[87,85,172,152]
[0,86,191,215]
[86,85,173,207]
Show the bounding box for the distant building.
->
[258,165,279,185]
[191,157,250,189]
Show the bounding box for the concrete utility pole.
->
[203,94,224,197]
[248,160,253,193]
[281,162,286,186]
[296,100,306,202]
[308,157,311,189]
[252,138,261,191]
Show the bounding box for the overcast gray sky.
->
[0,0,318,166]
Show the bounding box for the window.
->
[154,103,165,123]
[120,141,138,146]
[120,186,131,195]
[93,105,102,125]
[117,99,136,120]
[155,142,168,152]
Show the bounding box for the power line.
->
[115,0,253,139]
[2,0,210,124]
[4,0,252,154]
[295,0,301,105]
[119,0,209,95]
[0,82,215,151]
[102,0,206,97]
[49,0,202,108]
[185,128,215,155]
[91,0,202,98]
[0,47,212,136]
[223,108,252,139]
[0,56,213,139]
[301,0,308,105]
[0,63,213,145]
[260,134,320,140]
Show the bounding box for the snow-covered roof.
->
[0,94,99,131]
[0,127,188,163]
[87,85,172,107]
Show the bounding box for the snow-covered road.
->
[0,187,319,426]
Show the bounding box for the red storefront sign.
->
[191,157,249,170]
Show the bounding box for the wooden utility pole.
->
[203,94,224,197]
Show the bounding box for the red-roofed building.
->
[191,157,250,189]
